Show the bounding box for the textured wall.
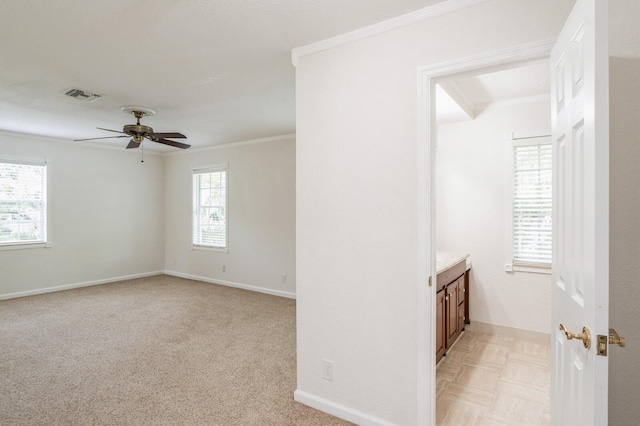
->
[608,1,640,423]
[0,132,165,298]
[295,1,574,423]
[437,99,552,334]
[163,136,296,297]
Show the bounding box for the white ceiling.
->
[0,0,447,151]
[456,61,550,106]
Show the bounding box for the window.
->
[505,133,552,272]
[0,159,48,247]
[192,165,227,251]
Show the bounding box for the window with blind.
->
[505,134,552,272]
[192,165,227,251]
[0,159,48,247]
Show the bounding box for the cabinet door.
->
[436,289,445,362]
[456,276,465,306]
[458,302,466,333]
[463,271,470,325]
[446,280,459,348]
[456,276,466,331]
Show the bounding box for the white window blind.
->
[0,160,48,245]
[192,166,227,250]
[512,141,552,266]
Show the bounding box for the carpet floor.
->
[0,275,352,425]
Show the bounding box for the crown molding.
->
[0,129,163,155]
[0,129,295,157]
[419,38,556,78]
[163,133,296,157]
[291,0,491,66]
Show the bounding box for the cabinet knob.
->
[445,296,449,301]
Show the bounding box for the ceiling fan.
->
[75,106,190,149]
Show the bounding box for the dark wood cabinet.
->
[436,289,445,361]
[458,300,466,335]
[446,278,459,348]
[435,260,469,363]
[463,271,470,325]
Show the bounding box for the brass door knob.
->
[559,323,591,349]
[596,328,626,356]
[609,328,626,347]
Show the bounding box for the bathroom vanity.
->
[435,253,470,363]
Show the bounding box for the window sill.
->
[0,241,51,251]
[505,263,551,275]
[192,244,228,253]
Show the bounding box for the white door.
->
[551,0,609,425]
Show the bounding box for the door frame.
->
[416,38,557,424]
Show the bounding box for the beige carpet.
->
[0,275,352,425]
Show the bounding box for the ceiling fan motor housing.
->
[123,124,154,137]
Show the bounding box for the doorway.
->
[415,39,557,425]
[433,61,553,424]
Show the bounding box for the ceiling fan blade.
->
[126,139,141,149]
[97,127,127,134]
[74,135,129,142]
[151,137,191,149]
[149,132,186,139]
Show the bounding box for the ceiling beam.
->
[437,80,475,120]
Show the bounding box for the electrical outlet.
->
[322,359,333,382]
[281,274,287,284]
[222,265,226,273]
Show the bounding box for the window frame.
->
[191,164,228,253]
[504,132,552,274]
[0,157,51,251]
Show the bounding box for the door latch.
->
[597,328,626,356]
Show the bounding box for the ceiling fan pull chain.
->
[141,142,144,163]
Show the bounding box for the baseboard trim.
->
[294,390,397,426]
[0,271,165,301]
[467,321,550,344]
[163,270,296,300]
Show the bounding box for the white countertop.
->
[436,252,470,274]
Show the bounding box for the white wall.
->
[0,131,165,299]
[436,99,551,335]
[0,131,296,300]
[163,136,296,297]
[608,1,640,423]
[295,1,574,424]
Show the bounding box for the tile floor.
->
[436,331,551,425]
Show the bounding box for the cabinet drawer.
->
[436,260,466,290]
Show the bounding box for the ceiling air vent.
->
[63,88,102,102]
